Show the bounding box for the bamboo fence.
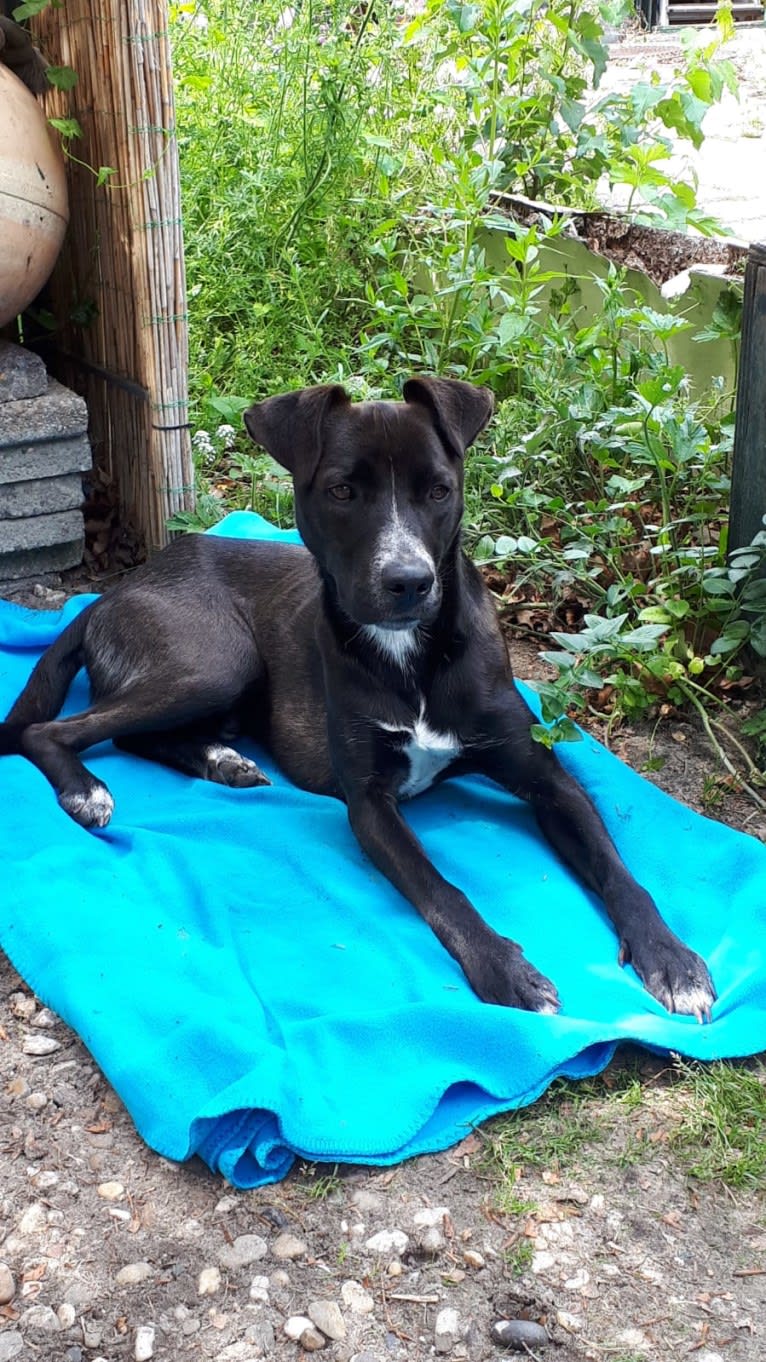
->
[30,0,192,554]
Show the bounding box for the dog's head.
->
[243,377,493,631]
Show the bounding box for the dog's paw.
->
[58,782,114,829]
[203,744,271,789]
[620,931,716,1023]
[464,937,560,1013]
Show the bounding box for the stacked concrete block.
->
[0,341,91,582]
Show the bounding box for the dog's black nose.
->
[381,562,435,610]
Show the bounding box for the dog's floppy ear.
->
[243,384,349,484]
[403,377,493,459]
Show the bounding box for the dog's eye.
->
[430,484,450,501]
[328,484,353,502]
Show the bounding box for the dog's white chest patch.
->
[378,707,461,799]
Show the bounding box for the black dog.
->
[1,377,715,1018]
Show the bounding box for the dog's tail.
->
[0,603,95,753]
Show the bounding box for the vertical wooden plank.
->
[29,1,192,557]
[730,242,766,554]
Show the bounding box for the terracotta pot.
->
[0,64,69,328]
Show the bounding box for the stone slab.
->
[0,342,47,403]
[0,473,84,519]
[0,508,84,554]
[0,379,88,449]
[0,434,91,481]
[0,537,84,583]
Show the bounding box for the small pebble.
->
[31,1007,57,1028]
[134,1324,155,1360]
[564,1267,590,1291]
[258,1203,289,1230]
[97,1181,125,1201]
[20,1304,60,1331]
[300,1325,326,1351]
[33,585,66,606]
[198,1266,222,1295]
[271,1231,307,1260]
[249,1273,270,1303]
[18,1203,47,1234]
[0,1263,15,1305]
[0,1331,24,1361]
[309,1299,346,1341]
[217,1233,268,1269]
[556,1309,583,1332]
[22,1034,61,1056]
[57,1302,77,1329]
[284,1315,314,1340]
[463,1249,484,1269]
[116,1262,153,1286]
[30,1169,58,1189]
[365,1229,409,1255]
[213,1195,238,1215]
[419,1226,445,1253]
[11,993,36,1020]
[341,1280,374,1314]
[491,1320,548,1351]
[270,1268,290,1288]
[435,1307,460,1354]
[412,1206,449,1229]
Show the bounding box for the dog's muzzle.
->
[381,561,435,614]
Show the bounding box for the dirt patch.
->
[496,193,748,286]
[575,214,747,286]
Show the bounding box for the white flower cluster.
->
[192,429,215,456]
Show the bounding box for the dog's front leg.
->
[477,696,716,1021]
[346,789,560,1012]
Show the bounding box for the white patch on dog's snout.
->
[362,624,421,669]
[373,463,436,592]
[377,704,461,798]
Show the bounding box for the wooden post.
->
[730,242,766,553]
[30,1,193,557]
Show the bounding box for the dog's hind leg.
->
[19,686,246,829]
[114,729,271,788]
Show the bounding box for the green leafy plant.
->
[167,4,751,790]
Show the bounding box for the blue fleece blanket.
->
[1,511,765,1186]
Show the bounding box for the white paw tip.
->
[59,786,114,828]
